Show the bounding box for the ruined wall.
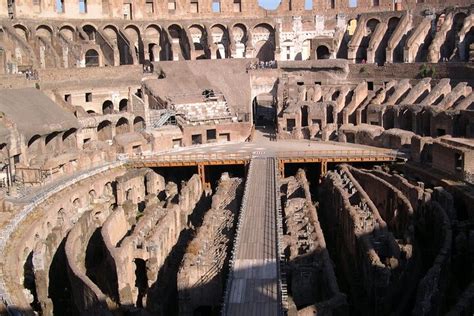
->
[412,201,452,316]
[348,166,414,238]
[64,207,115,316]
[1,165,124,312]
[281,169,347,314]
[178,174,244,314]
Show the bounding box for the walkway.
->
[223,155,283,315]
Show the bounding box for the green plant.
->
[419,64,436,78]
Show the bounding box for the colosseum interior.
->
[0,0,473,315]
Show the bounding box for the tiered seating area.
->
[173,100,235,124]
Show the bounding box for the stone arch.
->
[232,23,247,58]
[36,24,53,41]
[104,181,113,197]
[119,99,128,112]
[189,25,206,47]
[189,24,208,59]
[133,116,145,131]
[59,25,76,42]
[167,24,190,60]
[81,23,97,41]
[13,24,29,41]
[72,197,82,209]
[252,93,275,125]
[88,189,96,203]
[253,23,275,61]
[125,24,144,63]
[441,12,467,60]
[387,17,402,63]
[144,24,162,61]
[85,49,99,67]
[103,24,119,42]
[210,24,229,59]
[45,131,61,152]
[316,45,330,59]
[356,18,380,62]
[97,120,113,141]
[62,128,77,149]
[102,100,114,114]
[28,134,41,148]
[27,134,42,157]
[116,117,130,135]
[453,12,467,32]
[144,24,162,39]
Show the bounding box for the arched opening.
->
[168,24,190,60]
[82,24,96,41]
[388,17,403,63]
[145,25,163,61]
[85,49,99,67]
[189,24,208,59]
[119,99,128,112]
[441,13,467,61]
[88,190,96,203]
[147,43,159,62]
[125,25,144,64]
[104,25,133,65]
[211,24,229,59]
[102,100,114,114]
[14,24,29,41]
[253,23,275,61]
[232,24,247,58]
[252,93,275,127]
[316,45,330,59]
[357,18,380,63]
[36,25,53,42]
[133,116,145,131]
[59,25,75,42]
[28,134,42,151]
[45,131,61,152]
[97,121,113,141]
[104,181,113,197]
[62,128,77,149]
[116,117,130,135]
[72,198,81,208]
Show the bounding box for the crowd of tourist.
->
[247,60,277,70]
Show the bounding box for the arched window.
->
[316,46,330,59]
[85,49,99,67]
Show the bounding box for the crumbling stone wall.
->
[281,169,347,315]
[64,205,116,316]
[99,171,202,312]
[320,165,409,315]
[1,165,124,313]
[177,173,244,315]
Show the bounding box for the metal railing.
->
[134,152,252,163]
[277,149,400,159]
[125,148,400,165]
